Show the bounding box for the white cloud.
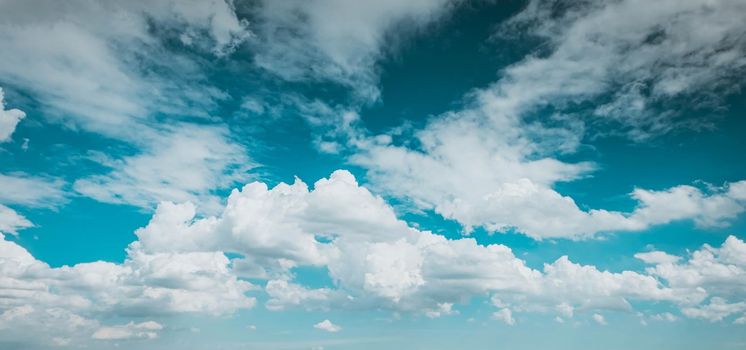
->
[3,170,746,348]
[500,0,746,138]
[682,297,746,322]
[265,280,339,311]
[0,173,66,208]
[116,170,688,318]
[0,1,254,216]
[0,229,256,346]
[73,124,252,213]
[0,173,66,235]
[357,126,746,239]
[0,0,249,139]
[492,308,516,326]
[592,313,607,325]
[313,319,341,333]
[92,321,163,340]
[0,88,25,143]
[635,251,681,265]
[251,0,458,100]
[346,0,746,241]
[363,239,424,302]
[643,235,746,307]
[0,204,32,235]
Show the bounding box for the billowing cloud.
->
[3,170,746,348]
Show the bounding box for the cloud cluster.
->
[5,170,744,347]
[350,0,746,240]
[355,112,746,239]
[0,1,253,213]
[0,229,255,347]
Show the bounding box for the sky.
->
[1,0,746,349]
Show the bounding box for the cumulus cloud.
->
[3,170,746,348]
[313,319,341,333]
[0,88,25,143]
[0,230,255,346]
[641,235,746,307]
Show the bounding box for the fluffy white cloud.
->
[0,88,25,143]
[641,235,746,304]
[682,298,746,322]
[111,170,715,318]
[0,230,255,346]
[265,280,339,311]
[3,170,746,349]
[251,0,458,100]
[313,319,341,333]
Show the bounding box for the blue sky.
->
[1,0,746,349]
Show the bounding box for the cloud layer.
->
[2,171,745,347]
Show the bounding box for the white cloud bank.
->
[2,170,745,347]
